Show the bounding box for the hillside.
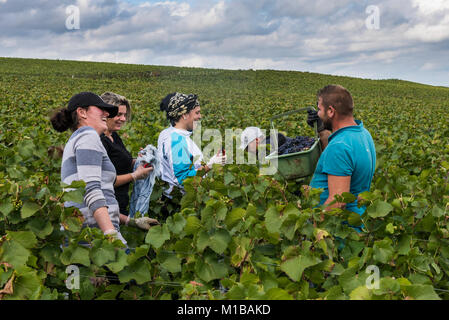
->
[0,57,448,300]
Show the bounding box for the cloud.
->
[0,0,448,86]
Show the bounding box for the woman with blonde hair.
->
[100,92,158,228]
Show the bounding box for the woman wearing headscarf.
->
[158,92,226,199]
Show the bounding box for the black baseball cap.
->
[67,92,118,118]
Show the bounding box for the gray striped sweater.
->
[61,126,120,230]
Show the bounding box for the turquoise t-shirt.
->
[310,120,376,215]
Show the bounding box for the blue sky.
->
[0,0,448,87]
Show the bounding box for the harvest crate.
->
[265,107,322,180]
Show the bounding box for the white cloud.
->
[412,0,449,15]
[0,0,448,86]
[420,62,437,71]
[405,15,449,42]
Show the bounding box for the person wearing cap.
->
[157,92,226,200]
[240,111,331,159]
[99,92,155,226]
[239,127,288,159]
[50,92,156,248]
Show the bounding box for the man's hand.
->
[307,109,325,133]
[127,217,160,231]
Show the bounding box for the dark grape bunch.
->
[278,136,316,155]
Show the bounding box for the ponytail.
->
[50,108,79,132]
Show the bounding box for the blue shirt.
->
[157,127,203,197]
[310,120,376,215]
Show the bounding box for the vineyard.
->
[0,57,448,300]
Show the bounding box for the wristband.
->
[131,172,137,182]
[125,215,131,226]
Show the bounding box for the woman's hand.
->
[132,163,153,180]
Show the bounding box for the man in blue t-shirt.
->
[309,85,376,217]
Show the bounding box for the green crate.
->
[265,107,322,181]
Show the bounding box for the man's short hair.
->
[317,85,353,116]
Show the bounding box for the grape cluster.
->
[278,136,316,155]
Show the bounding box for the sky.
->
[0,0,448,87]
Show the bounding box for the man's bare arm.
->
[324,174,351,210]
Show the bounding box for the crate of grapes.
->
[265,107,322,181]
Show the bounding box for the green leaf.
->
[341,192,357,203]
[145,224,170,249]
[225,208,246,229]
[40,288,59,300]
[196,230,210,252]
[184,216,202,235]
[90,240,116,266]
[39,245,62,266]
[280,214,299,240]
[26,218,54,239]
[0,240,30,268]
[263,288,293,300]
[62,217,83,232]
[0,202,13,217]
[367,200,393,218]
[280,255,321,282]
[323,286,346,300]
[4,270,42,300]
[105,250,128,273]
[20,201,41,219]
[441,161,449,170]
[228,187,242,199]
[61,180,86,189]
[358,191,377,202]
[224,172,235,185]
[265,206,283,234]
[349,286,372,300]
[166,212,186,235]
[347,212,363,227]
[62,189,85,204]
[374,277,401,295]
[118,260,152,285]
[195,253,228,282]
[7,231,37,249]
[127,245,149,265]
[226,284,246,299]
[373,238,394,264]
[61,246,90,267]
[158,251,182,273]
[431,206,445,218]
[397,235,412,256]
[96,284,126,300]
[404,284,441,300]
[209,229,231,254]
[338,267,363,294]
